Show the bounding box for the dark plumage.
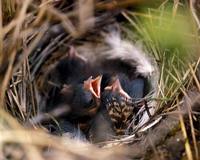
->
[60,76,102,116]
[35,46,92,98]
[34,44,104,138]
[54,46,91,85]
[46,76,102,134]
[89,108,115,143]
[117,73,148,100]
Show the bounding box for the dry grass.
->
[0,0,200,160]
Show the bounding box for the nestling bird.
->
[100,73,150,135]
[35,46,91,97]
[32,44,102,139]
[101,77,133,135]
[46,75,102,134]
[35,45,95,116]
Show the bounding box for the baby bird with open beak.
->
[101,77,133,135]
[89,77,132,142]
[100,73,147,135]
[51,75,102,134]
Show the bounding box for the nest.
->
[1,1,200,160]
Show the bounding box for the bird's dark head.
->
[102,78,134,135]
[60,75,102,117]
[57,46,91,84]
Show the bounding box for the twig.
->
[96,0,145,10]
